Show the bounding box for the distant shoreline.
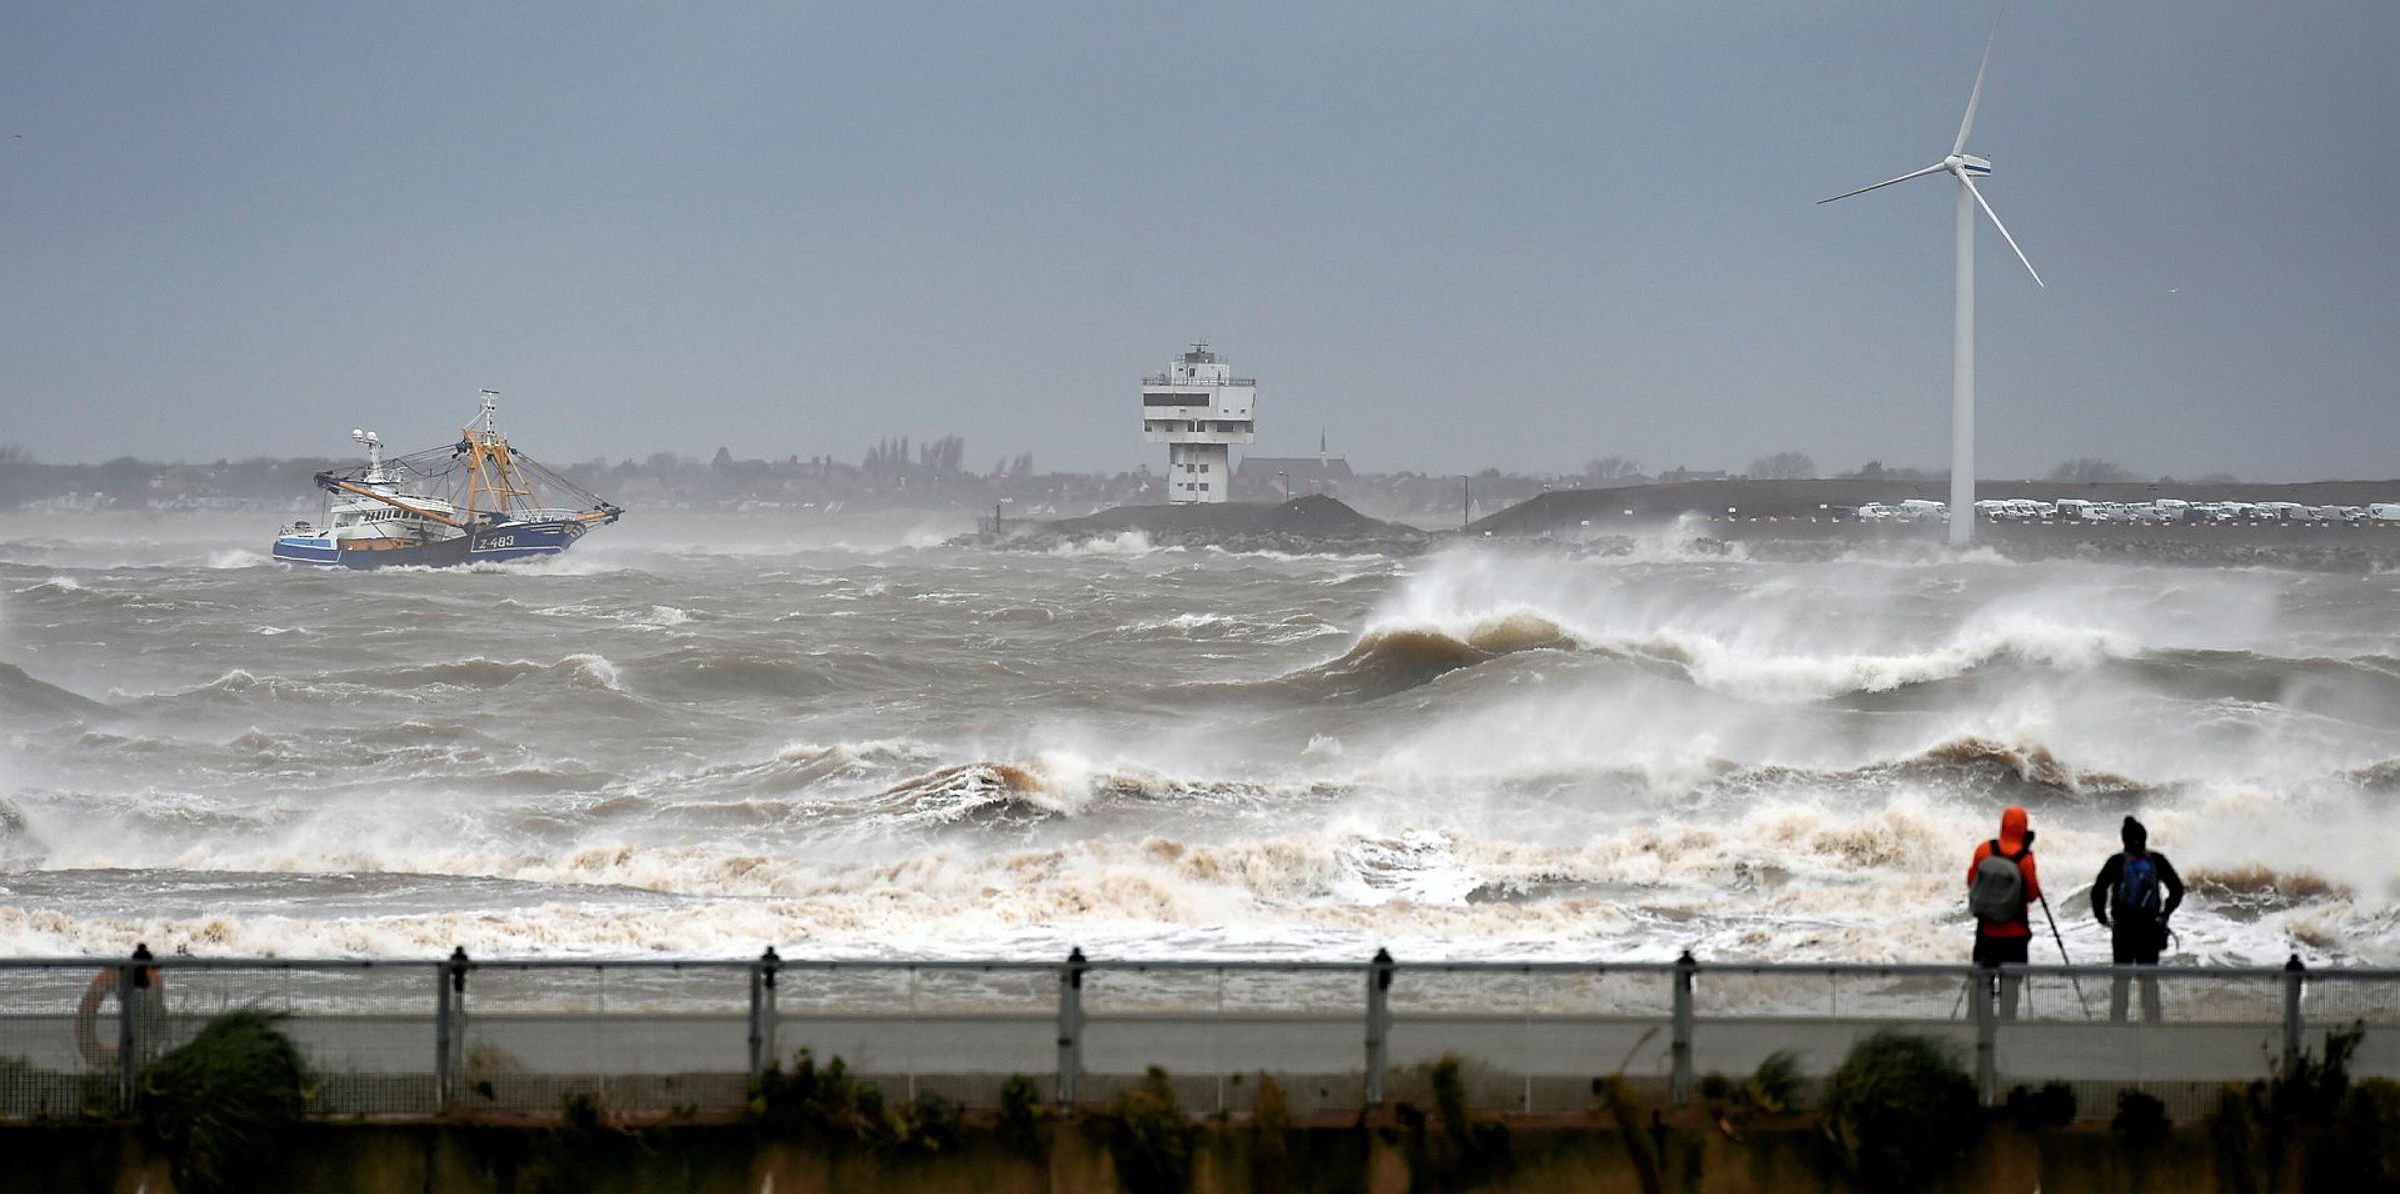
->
[1465,477,2400,535]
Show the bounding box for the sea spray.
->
[3,521,2394,966]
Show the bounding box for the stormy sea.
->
[2,511,2395,967]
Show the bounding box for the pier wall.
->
[0,1118,2256,1194]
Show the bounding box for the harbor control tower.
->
[1141,343,1256,504]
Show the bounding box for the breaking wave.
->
[1253,612,1578,700]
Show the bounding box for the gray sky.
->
[5,1,2395,479]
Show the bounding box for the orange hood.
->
[1996,806,2029,854]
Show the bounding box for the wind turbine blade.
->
[1817,162,1949,205]
[1954,5,2005,154]
[1959,172,2044,287]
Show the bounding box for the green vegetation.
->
[561,1090,607,1134]
[745,1048,965,1155]
[1250,1073,1292,1194]
[1744,1050,1804,1114]
[2208,1024,2400,1192]
[1400,1054,1515,1193]
[1818,1031,1981,1193]
[889,1091,969,1155]
[2327,1078,2400,1190]
[2209,1024,2361,1193]
[2112,1089,2172,1145]
[996,1072,1050,1157]
[1087,1066,1196,1194]
[133,1009,313,1194]
[1698,1050,1806,1115]
[1594,1073,1664,1194]
[748,1047,856,1137]
[2003,1080,2078,1131]
[1428,1055,1472,1157]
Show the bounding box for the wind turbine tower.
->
[1820,12,2043,545]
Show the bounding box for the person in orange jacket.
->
[1965,805,2041,1019]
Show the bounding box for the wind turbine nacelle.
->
[1955,154,1992,177]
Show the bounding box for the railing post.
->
[436,947,469,1113]
[2282,954,2307,1073]
[1056,947,1087,1107]
[1365,948,1395,1104]
[748,946,781,1081]
[1670,951,1696,1105]
[1973,961,1998,1105]
[434,960,452,1112]
[117,943,156,1113]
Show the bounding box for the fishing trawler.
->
[271,392,623,568]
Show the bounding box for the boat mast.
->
[461,390,530,521]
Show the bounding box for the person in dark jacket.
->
[2092,815,2185,1023]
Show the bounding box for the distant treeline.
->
[0,437,2227,518]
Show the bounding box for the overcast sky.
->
[5,2,2395,479]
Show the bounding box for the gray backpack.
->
[1968,842,2027,924]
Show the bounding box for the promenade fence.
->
[2,951,2391,1122]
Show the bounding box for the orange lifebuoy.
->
[74,966,163,1067]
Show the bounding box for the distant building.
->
[1234,456,1353,499]
[1141,343,1255,504]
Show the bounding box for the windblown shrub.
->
[2212,1024,2377,1192]
[2003,1081,2078,1130]
[135,1010,312,1194]
[1819,1031,1981,1192]
[2324,1078,2400,1190]
[1250,1074,1291,1194]
[996,1072,1049,1156]
[749,1047,857,1136]
[1429,1054,1472,1153]
[1746,1050,1804,1114]
[1090,1067,1195,1194]
[2112,1089,2171,1145]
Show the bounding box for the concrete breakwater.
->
[959,494,1434,554]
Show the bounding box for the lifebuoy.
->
[74,966,163,1067]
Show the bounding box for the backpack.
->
[1969,842,2028,924]
[2116,853,2163,920]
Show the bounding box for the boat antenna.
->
[351,428,387,484]
[478,390,500,436]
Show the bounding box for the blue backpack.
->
[2117,853,2163,918]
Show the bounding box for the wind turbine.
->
[1820,12,2043,546]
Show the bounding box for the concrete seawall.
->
[0,1116,2280,1194]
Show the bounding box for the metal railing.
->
[2,949,2387,1121]
[1142,376,1257,388]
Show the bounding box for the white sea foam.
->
[8,787,2384,962]
[1048,530,1156,556]
[11,518,2395,967]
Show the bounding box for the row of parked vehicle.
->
[1845,499,2400,524]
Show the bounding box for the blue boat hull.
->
[272,520,592,569]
